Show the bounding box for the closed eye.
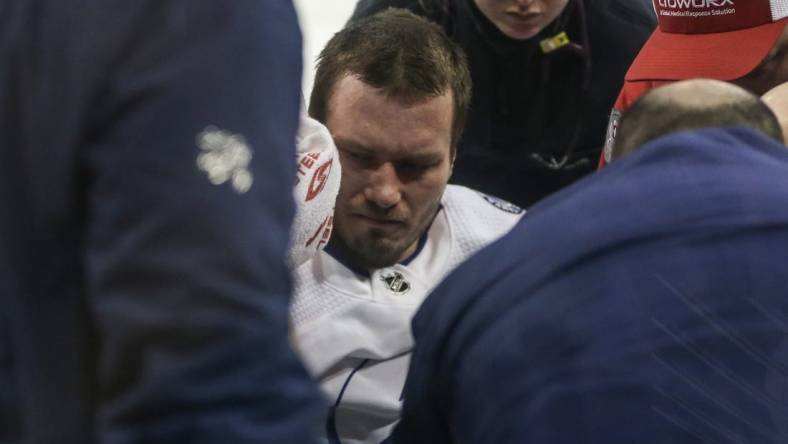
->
[340,148,374,165]
[396,160,439,179]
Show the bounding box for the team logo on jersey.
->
[196,126,254,194]
[306,159,334,202]
[480,193,524,214]
[305,215,333,250]
[657,0,733,9]
[381,271,410,294]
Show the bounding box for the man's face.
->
[474,0,570,40]
[733,26,788,96]
[325,75,454,269]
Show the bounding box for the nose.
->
[514,0,536,8]
[364,162,401,209]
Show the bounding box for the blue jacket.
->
[394,127,788,443]
[0,1,323,443]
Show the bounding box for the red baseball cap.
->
[627,0,788,81]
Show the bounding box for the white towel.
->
[289,112,342,267]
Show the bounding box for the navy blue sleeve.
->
[80,2,323,442]
[395,129,788,444]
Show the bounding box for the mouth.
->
[354,214,406,229]
[505,10,540,22]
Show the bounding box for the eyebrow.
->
[334,137,444,162]
[403,152,444,164]
[333,138,371,153]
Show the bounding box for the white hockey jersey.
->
[290,185,524,444]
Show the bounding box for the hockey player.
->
[289,9,524,444]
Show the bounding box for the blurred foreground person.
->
[351,0,655,207]
[394,80,788,443]
[0,1,323,443]
[291,9,523,443]
[601,0,788,165]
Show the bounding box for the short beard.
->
[330,226,421,270]
[329,202,440,270]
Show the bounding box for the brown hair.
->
[309,8,472,154]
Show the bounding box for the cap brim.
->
[627,19,787,82]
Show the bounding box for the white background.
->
[293,0,360,100]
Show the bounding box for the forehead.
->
[325,75,454,157]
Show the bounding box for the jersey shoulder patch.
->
[478,193,524,215]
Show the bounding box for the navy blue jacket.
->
[394,127,788,443]
[0,1,323,443]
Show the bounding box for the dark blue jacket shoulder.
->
[0,1,322,442]
[395,128,788,443]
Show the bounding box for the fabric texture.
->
[394,127,788,444]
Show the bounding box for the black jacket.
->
[352,0,655,207]
[0,1,322,442]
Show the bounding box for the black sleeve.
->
[603,0,656,28]
[0,311,20,442]
[82,1,323,442]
